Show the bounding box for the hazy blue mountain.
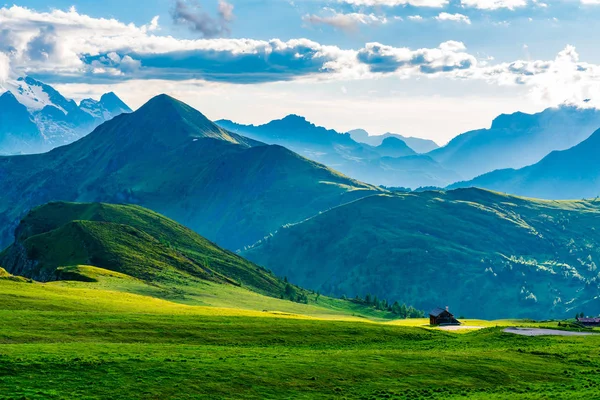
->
[348,129,440,153]
[0,92,43,154]
[450,128,600,199]
[217,117,456,189]
[0,77,131,154]
[0,94,379,251]
[244,188,600,319]
[428,105,600,180]
[371,137,416,158]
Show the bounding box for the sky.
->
[2,1,600,144]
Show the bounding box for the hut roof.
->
[429,307,448,317]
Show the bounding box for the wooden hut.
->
[429,306,461,326]
[577,317,600,327]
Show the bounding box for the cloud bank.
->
[1,5,600,108]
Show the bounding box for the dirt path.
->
[439,325,484,331]
[503,327,598,336]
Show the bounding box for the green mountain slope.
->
[244,188,600,319]
[0,94,379,250]
[450,128,600,200]
[0,202,287,297]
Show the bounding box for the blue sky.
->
[2,0,600,143]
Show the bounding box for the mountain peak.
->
[99,92,132,114]
[17,76,43,86]
[100,91,119,101]
[89,94,256,148]
[380,137,408,147]
[374,136,416,157]
[282,114,307,122]
[141,93,185,114]
[0,90,17,102]
[271,114,313,129]
[0,91,30,114]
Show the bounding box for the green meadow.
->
[1,278,600,400]
[1,201,599,399]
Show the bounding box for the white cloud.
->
[408,15,424,21]
[460,0,527,10]
[435,12,472,24]
[0,52,9,83]
[357,41,476,75]
[581,0,600,4]
[0,5,359,83]
[339,0,448,7]
[2,5,600,110]
[171,0,234,38]
[473,45,600,108]
[146,16,160,32]
[303,10,388,31]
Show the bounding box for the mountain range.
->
[218,104,600,193]
[217,116,458,189]
[429,105,600,181]
[0,94,379,251]
[3,90,600,319]
[450,127,600,199]
[243,188,600,319]
[0,77,131,155]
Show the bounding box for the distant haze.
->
[55,81,543,145]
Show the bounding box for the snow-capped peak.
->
[0,76,132,155]
[1,78,59,112]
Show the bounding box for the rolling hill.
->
[0,202,288,297]
[0,201,412,320]
[244,188,600,319]
[428,105,600,180]
[449,128,600,199]
[217,116,456,188]
[0,94,379,251]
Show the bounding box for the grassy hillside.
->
[0,94,379,250]
[1,277,600,399]
[244,188,600,319]
[0,201,406,320]
[0,202,290,298]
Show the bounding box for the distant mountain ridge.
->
[348,129,440,154]
[428,105,600,181]
[0,94,379,251]
[217,117,457,189]
[0,76,131,154]
[450,128,600,199]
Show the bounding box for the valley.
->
[1,92,600,400]
[4,2,600,399]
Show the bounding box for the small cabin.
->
[429,306,461,326]
[577,317,600,327]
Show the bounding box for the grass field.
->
[1,278,600,399]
